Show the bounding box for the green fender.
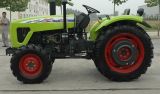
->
[89,15,151,41]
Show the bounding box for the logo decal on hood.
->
[21,17,74,23]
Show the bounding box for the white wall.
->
[20,0,49,19]
[0,0,49,20]
[139,5,159,17]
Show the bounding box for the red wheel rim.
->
[19,54,43,79]
[105,33,144,74]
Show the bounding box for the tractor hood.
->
[10,15,75,48]
[11,15,75,32]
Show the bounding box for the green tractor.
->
[6,0,153,84]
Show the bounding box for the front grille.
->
[17,28,30,43]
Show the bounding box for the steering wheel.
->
[82,5,100,15]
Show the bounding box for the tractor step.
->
[6,47,17,56]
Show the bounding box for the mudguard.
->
[89,15,151,41]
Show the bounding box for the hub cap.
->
[112,40,138,66]
[105,33,144,74]
[19,54,43,79]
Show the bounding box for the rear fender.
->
[89,15,151,41]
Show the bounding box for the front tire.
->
[94,25,153,81]
[10,45,52,84]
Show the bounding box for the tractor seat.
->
[76,13,90,29]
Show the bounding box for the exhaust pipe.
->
[62,0,68,32]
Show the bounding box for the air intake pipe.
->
[49,0,56,15]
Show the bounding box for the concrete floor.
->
[0,39,159,94]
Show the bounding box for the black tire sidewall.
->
[11,45,52,83]
[95,25,153,80]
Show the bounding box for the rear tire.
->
[94,25,153,81]
[10,45,52,84]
